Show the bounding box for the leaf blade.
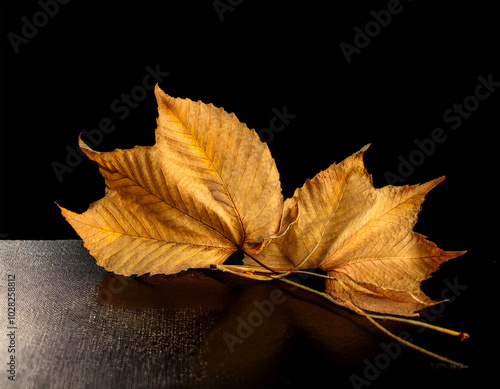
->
[154,87,284,250]
[60,87,288,275]
[244,146,465,316]
[59,188,236,276]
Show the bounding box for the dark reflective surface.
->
[0,241,477,388]
[97,270,402,387]
[96,270,403,388]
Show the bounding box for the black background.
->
[0,0,499,388]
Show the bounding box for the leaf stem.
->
[217,265,468,367]
[273,277,468,369]
[369,314,470,340]
[275,276,347,309]
[216,264,276,281]
[364,315,468,368]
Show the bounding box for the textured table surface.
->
[0,240,476,388]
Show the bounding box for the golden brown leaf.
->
[59,86,286,276]
[244,146,465,316]
[59,87,464,318]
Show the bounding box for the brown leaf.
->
[244,146,465,316]
[59,86,286,276]
[59,87,464,317]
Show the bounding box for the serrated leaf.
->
[59,86,286,276]
[244,147,465,316]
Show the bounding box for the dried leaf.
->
[59,86,286,276]
[60,88,464,317]
[244,147,465,316]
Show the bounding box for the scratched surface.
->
[0,240,473,389]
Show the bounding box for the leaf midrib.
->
[65,209,236,250]
[171,99,247,247]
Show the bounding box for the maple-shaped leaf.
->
[244,146,465,316]
[59,86,287,276]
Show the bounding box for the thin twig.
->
[274,277,468,368]
[364,315,468,368]
[369,314,470,340]
[217,265,468,366]
[216,264,276,281]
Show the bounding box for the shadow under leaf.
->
[96,269,409,388]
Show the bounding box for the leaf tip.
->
[359,143,371,154]
[56,203,69,215]
[56,202,75,222]
[433,175,446,185]
[154,83,165,99]
[55,201,68,212]
[78,134,98,158]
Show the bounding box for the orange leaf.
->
[59,88,464,317]
[59,86,287,276]
[244,146,465,316]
